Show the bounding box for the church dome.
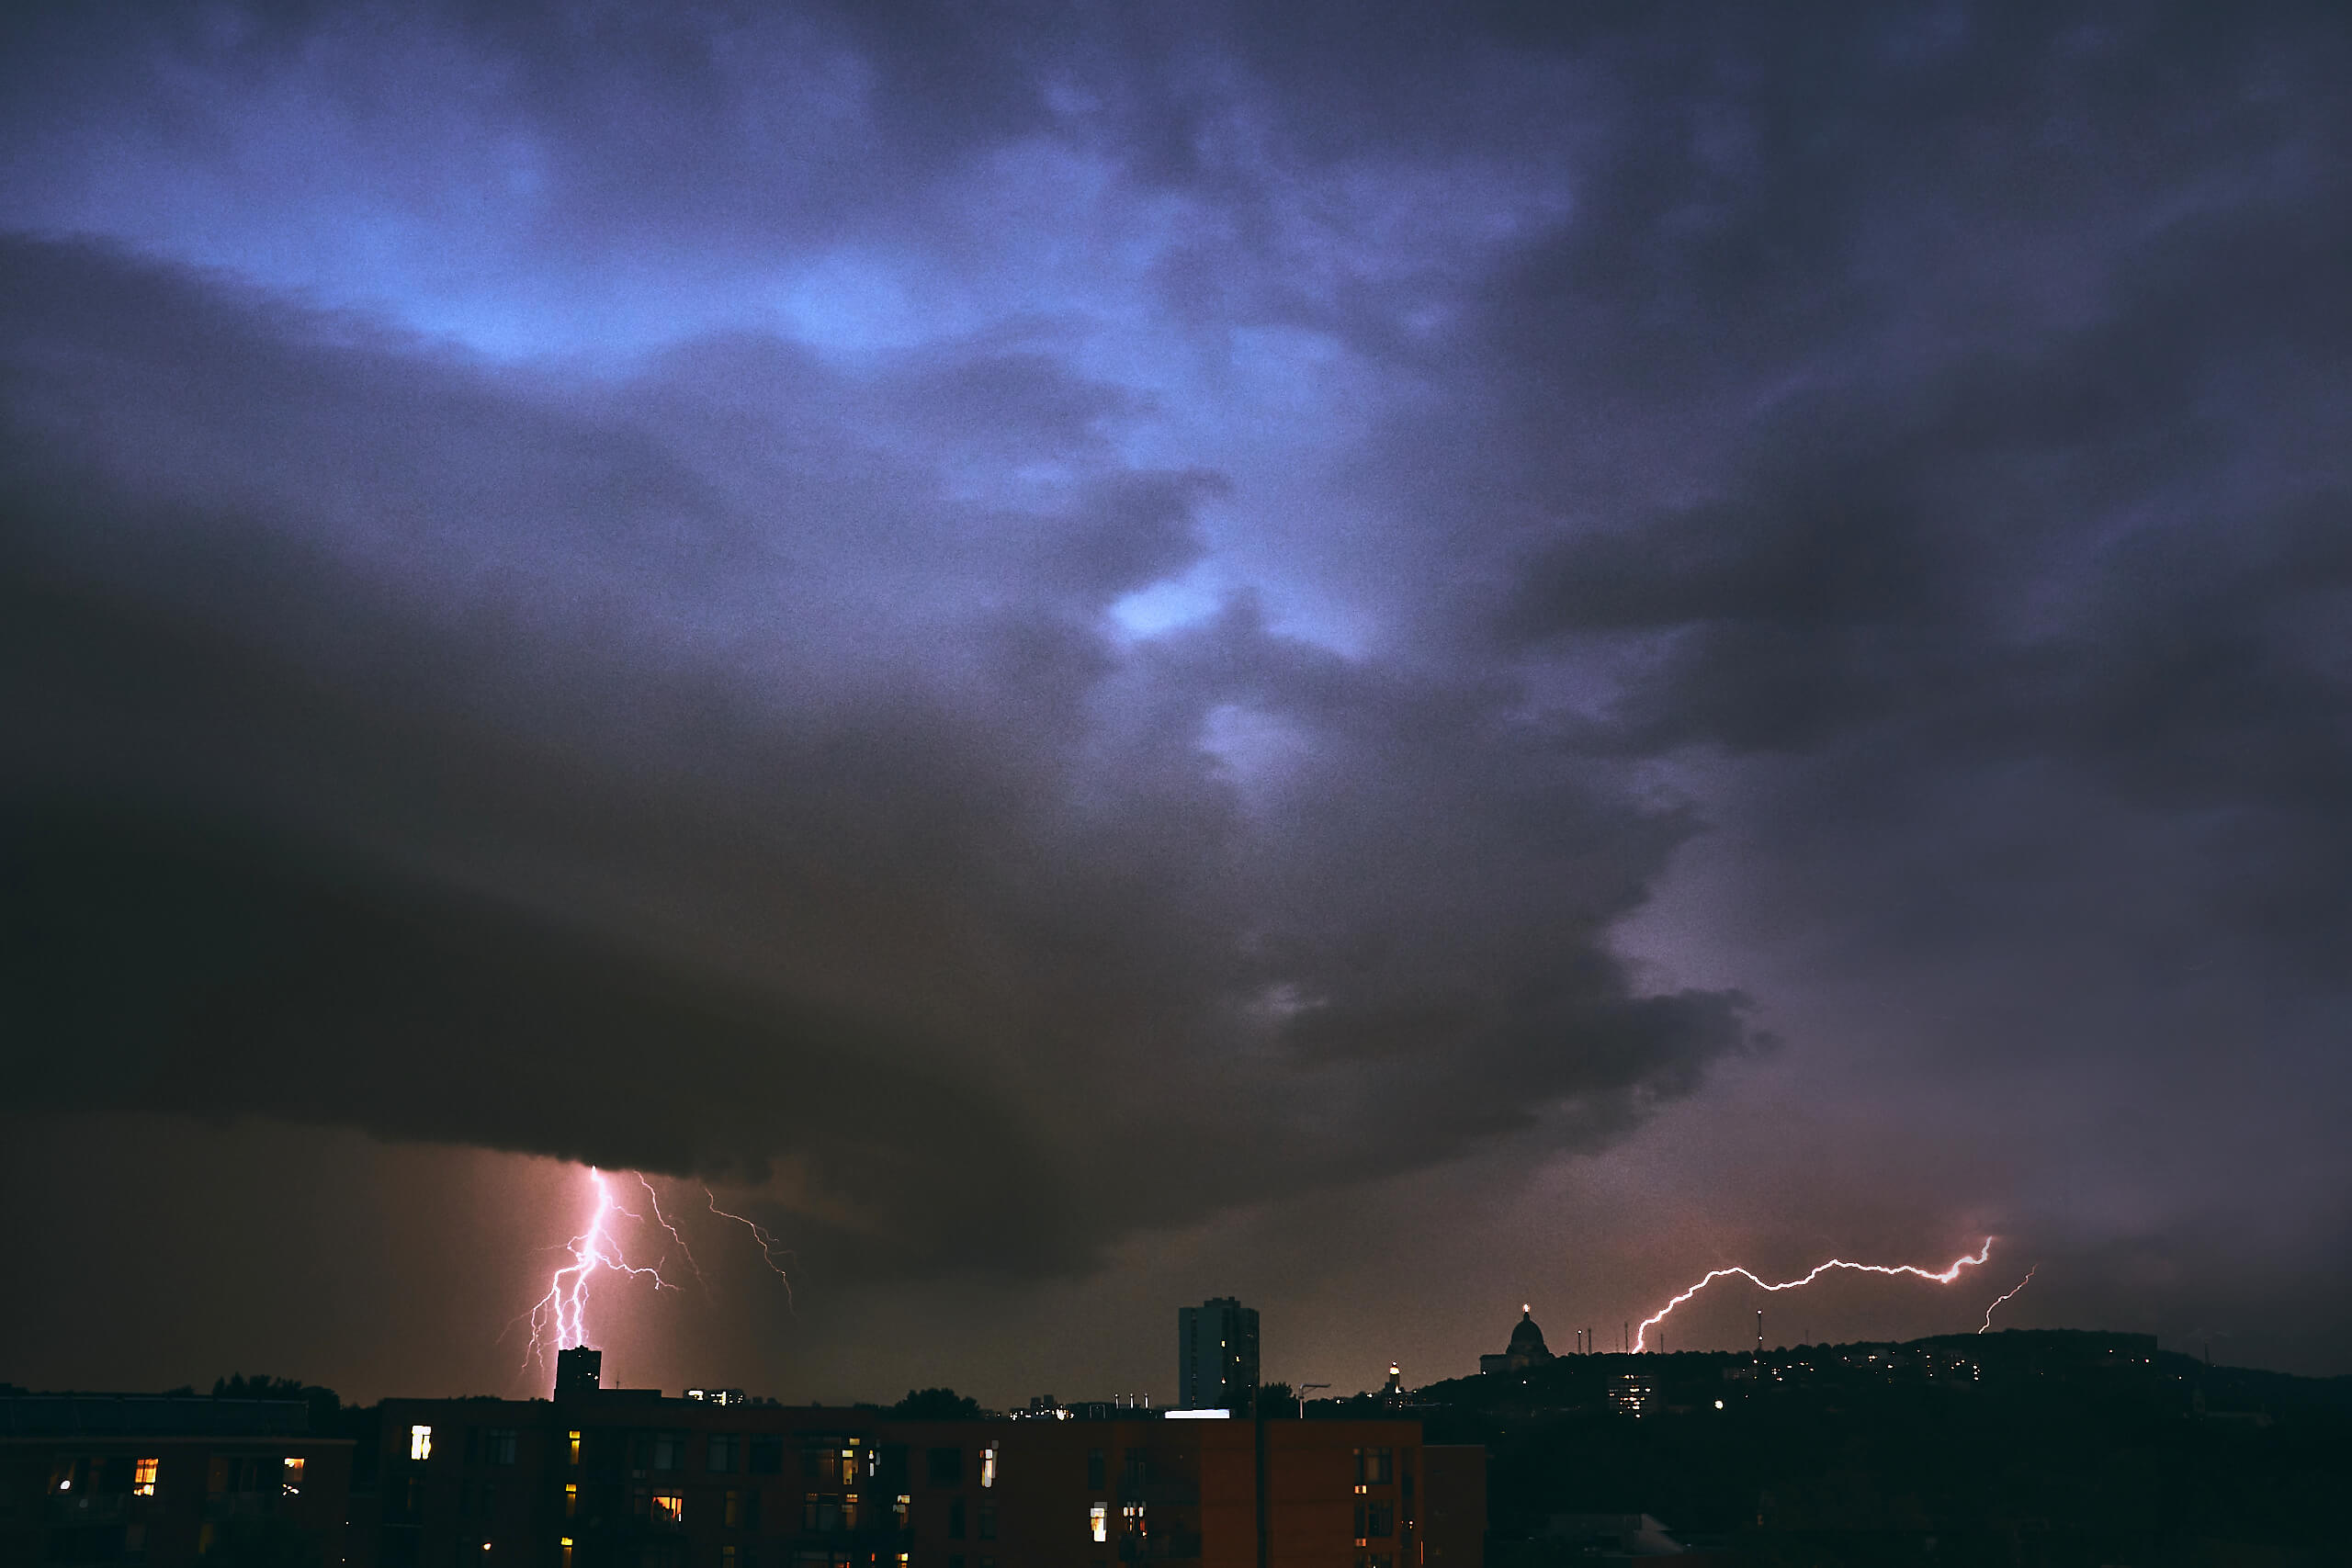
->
[1509,1308,1549,1354]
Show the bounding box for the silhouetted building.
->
[1177,1298,1260,1415]
[345,1388,1480,1568]
[0,1395,351,1568]
[1477,1308,1554,1376]
[557,1348,604,1397]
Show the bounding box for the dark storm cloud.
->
[1,0,2347,1369]
[1482,3,2352,982]
[0,233,1745,1277]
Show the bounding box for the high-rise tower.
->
[554,1345,603,1398]
[1177,1297,1260,1414]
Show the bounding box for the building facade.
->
[0,1396,352,1568]
[1474,1312,1553,1379]
[346,1387,1476,1568]
[1175,1302,1260,1416]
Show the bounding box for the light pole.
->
[1295,1382,1330,1419]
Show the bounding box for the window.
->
[487,1431,518,1467]
[1122,1505,1145,1537]
[720,1549,737,1568]
[1355,1502,1394,1539]
[564,1485,578,1519]
[650,1494,684,1525]
[568,1431,582,1467]
[978,1503,996,1541]
[707,1436,737,1474]
[133,1459,160,1498]
[800,1494,857,1533]
[1086,1450,1105,1490]
[1090,1505,1108,1544]
[748,1438,782,1476]
[560,1540,573,1568]
[412,1426,435,1461]
[927,1449,962,1487]
[979,1447,996,1489]
[1122,1452,1148,1489]
[948,1498,966,1540]
[1354,1449,1392,1485]
[281,1458,305,1498]
[651,1434,687,1472]
[723,1491,741,1529]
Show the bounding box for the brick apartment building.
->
[349,1358,1481,1568]
[0,1395,354,1568]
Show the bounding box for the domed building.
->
[1478,1305,1555,1375]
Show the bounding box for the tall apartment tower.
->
[1178,1296,1261,1414]
[554,1345,604,1398]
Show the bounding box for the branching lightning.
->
[519,1168,678,1370]
[1978,1266,2036,1333]
[509,1169,798,1374]
[1633,1237,1996,1350]
[635,1173,713,1294]
[705,1185,796,1306]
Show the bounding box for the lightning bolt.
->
[1978,1265,2036,1333]
[517,1168,678,1371]
[705,1185,796,1306]
[1633,1237,1995,1351]
[635,1174,714,1294]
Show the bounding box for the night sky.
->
[3,2,2347,1404]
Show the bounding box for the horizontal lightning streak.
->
[1634,1237,1995,1351]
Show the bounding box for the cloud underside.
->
[0,236,1746,1276]
[2,0,2348,1288]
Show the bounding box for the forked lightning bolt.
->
[520,1168,678,1369]
[706,1185,796,1306]
[513,1168,797,1371]
[1978,1266,2036,1333]
[1633,1237,1996,1350]
[635,1174,713,1293]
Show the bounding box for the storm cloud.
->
[2,0,2347,1385]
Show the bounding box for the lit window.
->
[563,1484,578,1518]
[568,1431,582,1467]
[650,1495,684,1525]
[133,1459,160,1497]
[979,1446,996,1489]
[560,1540,573,1568]
[723,1491,741,1529]
[282,1458,305,1498]
[411,1427,435,1461]
[890,1495,910,1530]
[720,1549,737,1568]
[1090,1505,1108,1543]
